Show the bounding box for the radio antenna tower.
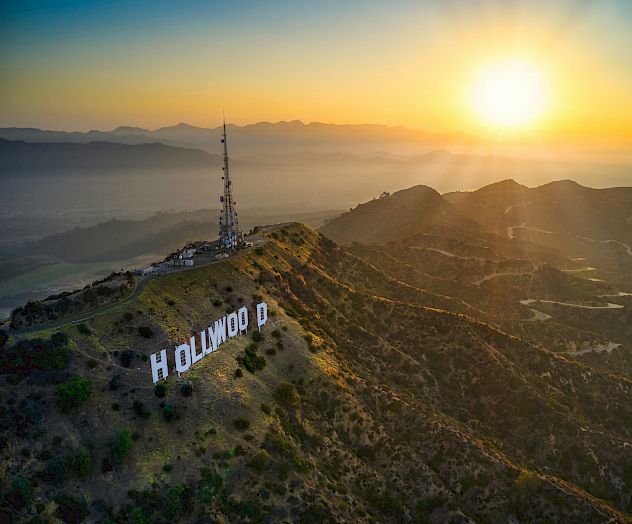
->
[218,113,243,253]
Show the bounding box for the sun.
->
[472,60,548,128]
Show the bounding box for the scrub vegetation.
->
[0,223,631,523]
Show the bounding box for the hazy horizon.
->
[3,1,632,144]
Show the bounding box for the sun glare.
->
[472,60,548,128]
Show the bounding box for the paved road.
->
[8,235,267,339]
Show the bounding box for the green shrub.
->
[163,464,173,473]
[428,452,443,471]
[54,493,88,523]
[76,323,92,335]
[260,403,272,415]
[247,450,270,472]
[198,467,224,503]
[233,418,250,431]
[131,506,147,524]
[56,375,92,413]
[138,326,153,339]
[109,428,132,464]
[234,368,243,378]
[252,330,265,343]
[180,380,193,397]
[165,484,187,520]
[514,470,542,496]
[154,382,167,398]
[274,383,299,405]
[65,447,93,478]
[460,475,477,494]
[120,349,134,367]
[0,333,70,376]
[123,312,134,321]
[237,343,266,373]
[261,433,290,460]
[6,476,32,509]
[163,404,180,422]
[133,400,151,419]
[41,456,67,482]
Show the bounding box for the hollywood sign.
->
[149,302,268,384]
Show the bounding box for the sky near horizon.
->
[1,0,632,142]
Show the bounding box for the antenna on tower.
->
[218,113,243,253]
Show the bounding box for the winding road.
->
[519,298,624,310]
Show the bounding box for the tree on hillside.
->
[56,376,92,413]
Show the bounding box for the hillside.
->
[446,179,632,246]
[322,180,632,290]
[1,223,631,522]
[319,185,474,244]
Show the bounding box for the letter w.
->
[207,316,227,353]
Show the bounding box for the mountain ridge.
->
[323,179,632,246]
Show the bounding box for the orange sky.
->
[1,1,632,144]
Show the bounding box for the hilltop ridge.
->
[319,185,475,244]
[324,179,632,247]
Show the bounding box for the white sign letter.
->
[227,312,238,338]
[175,343,192,376]
[150,349,169,384]
[256,302,268,330]
[238,306,248,333]
[208,316,226,353]
[190,335,205,365]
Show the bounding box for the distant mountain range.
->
[322,179,632,246]
[2,136,631,194]
[0,121,475,156]
[0,138,218,172]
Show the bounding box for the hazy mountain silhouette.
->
[0,121,475,156]
[0,138,218,172]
